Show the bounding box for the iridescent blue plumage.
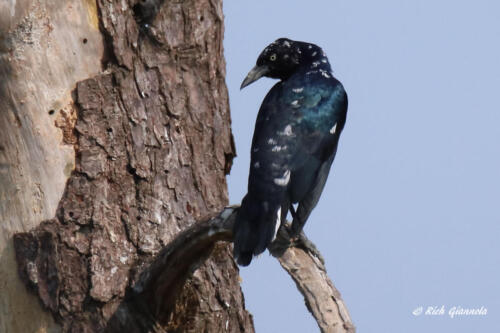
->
[234,38,348,266]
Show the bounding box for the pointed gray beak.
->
[240,65,270,89]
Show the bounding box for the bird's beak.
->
[240,65,270,89]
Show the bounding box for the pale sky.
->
[224,1,500,332]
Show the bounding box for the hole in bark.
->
[137,216,141,221]
[200,16,204,22]
[107,128,113,133]
[126,164,137,175]
[69,212,74,218]
[175,126,181,134]
[78,225,91,235]
[83,38,88,44]
[48,109,55,115]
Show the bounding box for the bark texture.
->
[99,206,355,333]
[6,0,253,332]
[0,1,104,332]
[278,249,355,333]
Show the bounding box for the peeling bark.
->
[7,0,252,331]
[0,1,104,331]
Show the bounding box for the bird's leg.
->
[268,223,324,265]
[268,224,292,258]
[289,204,307,239]
[288,204,307,239]
[290,215,307,239]
[289,204,297,219]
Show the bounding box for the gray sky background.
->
[223,1,500,332]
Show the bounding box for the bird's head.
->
[241,38,329,89]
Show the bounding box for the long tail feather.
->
[233,195,281,266]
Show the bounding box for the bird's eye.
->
[270,54,277,61]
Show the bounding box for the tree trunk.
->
[1,0,253,332]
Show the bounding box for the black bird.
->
[233,38,348,266]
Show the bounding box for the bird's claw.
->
[268,224,324,265]
[267,225,292,257]
[293,231,325,265]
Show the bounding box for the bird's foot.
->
[293,231,325,265]
[268,224,292,258]
[268,224,324,265]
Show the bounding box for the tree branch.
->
[133,207,238,321]
[278,247,355,333]
[128,206,355,332]
[15,206,354,332]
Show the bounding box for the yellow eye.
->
[270,54,277,61]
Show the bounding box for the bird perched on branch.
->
[233,38,348,266]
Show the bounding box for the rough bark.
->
[0,1,104,332]
[3,0,253,332]
[91,206,355,333]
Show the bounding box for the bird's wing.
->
[247,76,347,210]
[234,75,347,264]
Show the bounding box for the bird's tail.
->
[233,194,281,266]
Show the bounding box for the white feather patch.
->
[272,207,281,241]
[330,123,337,134]
[320,69,331,78]
[274,170,291,186]
[282,124,293,136]
[272,145,287,152]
